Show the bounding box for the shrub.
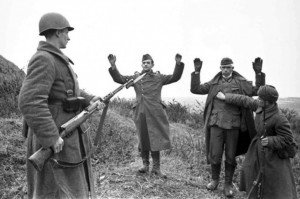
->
[166,99,190,123]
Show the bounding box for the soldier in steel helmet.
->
[107,53,184,178]
[19,12,101,198]
[190,57,265,197]
[216,85,297,199]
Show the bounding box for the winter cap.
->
[258,85,279,103]
[220,57,233,66]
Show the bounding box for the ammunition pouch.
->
[62,96,89,113]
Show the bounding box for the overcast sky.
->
[1,0,299,100]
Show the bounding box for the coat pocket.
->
[231,87,240,94]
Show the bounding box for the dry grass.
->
[0,105,299,198]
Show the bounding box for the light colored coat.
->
[19,41,95,199]
[109,63,184,151]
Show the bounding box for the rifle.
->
[247,101,267,199]
[28,73,146,171]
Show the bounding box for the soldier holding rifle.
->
[216,85,297,199]
[108,53,184,178]
[19,13,101,199]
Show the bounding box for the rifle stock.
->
[28,74,145,171]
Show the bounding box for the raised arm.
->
[108,54,134,84]
[161,54,184,85]
[252,57,266,95]
[190,58,210,95]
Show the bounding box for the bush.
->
[166,99,190,123]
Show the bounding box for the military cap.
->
[142,54,153,62]
[258,85,279,103]
[220,57,233,66]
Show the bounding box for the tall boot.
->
[138,150,149,174]
[224,162,236,198]
[206,164,221,191]
[151,151,167,178]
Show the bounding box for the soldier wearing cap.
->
[19,12,101,198]
[190,57,265,197]
[216,85,297,199]
[108,53,184,178]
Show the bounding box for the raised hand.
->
[252,57,263,74]
[108,54,116,66]
[175,53,182,64]
[194,58,202,72]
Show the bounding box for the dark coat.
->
[109,63,184,151]
[19,41,95,199]
[190,71,265,163]
[225,94,297,199]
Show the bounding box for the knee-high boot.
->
[138,150,149,173]
[151,151,166,178]
[224,162,236,197]
[206,163,221,190]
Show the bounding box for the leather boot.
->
[206,164,221,191]
[138,150,149,174]
[150,151,167,178]
[224,162,236,197]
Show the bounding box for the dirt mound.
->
[0,55,25,117]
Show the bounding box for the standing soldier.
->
[19,13,101,198]
[216,85,297,199]
[190,57,265,197]
[108,53,184,178]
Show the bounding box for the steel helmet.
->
[39,12,74,36]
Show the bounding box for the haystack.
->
[0,55,25,117]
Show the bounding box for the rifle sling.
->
[50,102,110,169]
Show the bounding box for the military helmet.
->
[258,85,279,103]
[39,12,74,36]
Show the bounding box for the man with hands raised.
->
[108,53,184,178]
[190,57,265,197]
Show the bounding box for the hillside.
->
[0,55,25,117]
[0,110,250,199]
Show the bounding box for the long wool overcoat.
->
[190,71,265,163]
[19,41,95,199]
[225,94,297,199]
[109,63,184,151]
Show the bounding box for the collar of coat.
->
[37,41,74,65]
[140,69,159,76]
[210,70,247,84]
[256,103,279,120]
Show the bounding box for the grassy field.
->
[0,99,299,198]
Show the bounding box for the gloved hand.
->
[194,58,202,72]
[108,54,116,68]
[253,57,263,74]
[175,53,182,65]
